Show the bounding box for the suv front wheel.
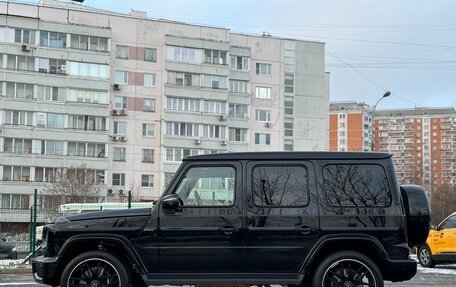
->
[60,250,130,287]
[312,251,383,287]
[418,245,435,268]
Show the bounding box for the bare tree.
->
[44,164,102,205]
[430,184,456,225]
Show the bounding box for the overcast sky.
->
[23,0,456,109]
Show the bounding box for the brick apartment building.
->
[374,108,456,192]
[329,101,372,152]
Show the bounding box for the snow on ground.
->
[0,259,29,270]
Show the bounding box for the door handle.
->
[297,225,312,235]
[220,226,235,235]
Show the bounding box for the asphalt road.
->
[0,265,455,287]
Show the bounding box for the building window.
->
[229,128,247,142]
[2,166,30,182]
[229,104,248,118]
[67,88,108,104]
[167,71,200,86]
[256,63,272,75]
[203,125,224,139]
[70,35,108,52]
[144,99,155,112]
[165,122,200,137]
[144,48,157,62]
[40,31,66,48]
[255,133,270,145]
[68,62,109,79]
[114,96,127,109]
[230,56,249,70]
[166,46,202,63]
[67,142,105,158]
[255,86,271,99]
[113,147,126,162]
[166,97,200,112]
[141,175,154,187]
[144,73,156,87]
[112,173,125,186]
[203,100,225,114]
[113,121,127,135]
[38,58,66,74]
[284,140,294,151]
[229,80,249,94]
[255,110,271,122]
[15,28,35,44]
[142,123,155,137]
[204,49,227,65]
[285,96,294,115]
[142,149,154,163]
[36,86,66,102]
[7,55,35,71]
[165,148,199,162]
[0,194,29,210]
[285,74,294,93]
[68,115,106,131]
[3,138,32,154]
[40,140,64,155]
[3,110,33,126]
[285,121,294,137]
[202,74,227,89]
[115,71,128,85]
[116,45,129,59]
[5,82,34,99]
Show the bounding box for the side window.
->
[323,164,392,208]
[252,165,309,207]
[440,215,456,230]
[175,166,235,207]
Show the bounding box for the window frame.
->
[169,164,238,208]
[322,163,393,208]
[250,164,310,208]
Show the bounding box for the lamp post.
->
[370,91,391,151]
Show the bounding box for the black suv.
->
[32,152,430,287]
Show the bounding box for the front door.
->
[245,161,319,272]
[158,162,243,272]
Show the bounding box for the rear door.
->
[245,160,319,272]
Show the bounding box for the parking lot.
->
[1,264,455,287]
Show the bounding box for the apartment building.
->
[0,0,329,229]
[329,101,372,151]
[374,108,456,192]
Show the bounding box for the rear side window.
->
[252,165,309,207]
[323,164,392,208]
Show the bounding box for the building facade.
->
[0,0,329,229]
[374,108,456,192]
[329,101,371,151]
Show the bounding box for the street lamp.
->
[370,91,391,151]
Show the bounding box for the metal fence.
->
[0,189,154,259]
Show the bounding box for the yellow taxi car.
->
[418,211,456,267]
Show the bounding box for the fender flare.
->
[58,233,147,273]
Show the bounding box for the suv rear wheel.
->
[418,245,436,268]
[60,250,130,287]
[312,251,383,287]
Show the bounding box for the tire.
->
[59,250,130,287]
[312,251,384,287]
[418,245,436,268]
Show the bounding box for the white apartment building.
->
[0,0,329,230]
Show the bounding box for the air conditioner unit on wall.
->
[193,138,201,145]
[220,139,227,146]
[218,114,227,121]
[119,109,127,116]
[22,44,30,52]
[113,84,121,90]
[119,136,127,142]
[264,122,272,128]
[112,135,119,141]
[112,109,119,116]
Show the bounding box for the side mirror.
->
[430,225,437,230]
[161,194,181,213]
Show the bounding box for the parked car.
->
[0,237,18,259]
[32,152,430,287]
[418,211,456,268]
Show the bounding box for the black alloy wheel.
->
[60,251,129,287]
[313,251,383,287]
